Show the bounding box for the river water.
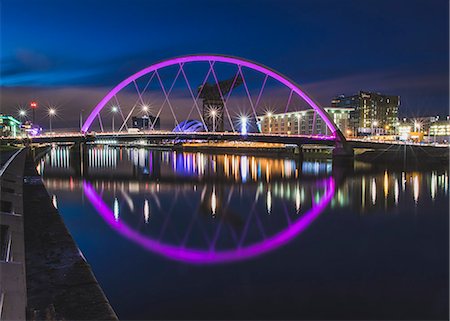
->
[38,145,449,320]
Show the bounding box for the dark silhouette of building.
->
[132,115,160,130]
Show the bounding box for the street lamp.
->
[19,110,27,120]
[111,106,118,132]
[48,108,56,133]
[210,109,218,132]
[142,105,149,130]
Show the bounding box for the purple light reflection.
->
[83,178,335,264]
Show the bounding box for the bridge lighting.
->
[111,106,118,113]
[240,115,248,135]
[142,105,149,113]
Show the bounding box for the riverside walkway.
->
[1,147,118,320]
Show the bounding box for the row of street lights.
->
[18,107,56,132]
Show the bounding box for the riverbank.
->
[23,149,118,320]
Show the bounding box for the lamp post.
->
[142,105,149,130]
[210,109,217,132]
[48,108,56,133]
[111,106,118,132]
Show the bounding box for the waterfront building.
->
[258,107,353,136]
[331,91,400,136]
[428,119,450,143]
[0,115,21,137]
[396,116,447,143]
[400,116,439,134]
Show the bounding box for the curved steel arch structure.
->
[81,54,345,142]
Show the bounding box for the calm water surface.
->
[39,145,449,320]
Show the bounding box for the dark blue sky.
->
[1,0,448,127]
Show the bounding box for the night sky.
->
[1,0,448,129]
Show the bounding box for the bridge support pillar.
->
[294,145,303,162]
[332,144,354,164]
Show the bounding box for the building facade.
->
[428,119,450,143]
[0,115,21,137]
[331,91,400,135]
[258,107,353,136]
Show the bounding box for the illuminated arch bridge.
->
[81,55,352,155]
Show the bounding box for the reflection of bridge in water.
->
[40,145,448,264]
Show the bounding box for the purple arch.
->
[82,177,335,264]
[81,54,340,136]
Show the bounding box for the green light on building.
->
[0,115,22,138]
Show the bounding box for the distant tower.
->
[30,101,38,124]
[198,75,243,131]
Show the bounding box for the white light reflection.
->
[114,198,119,221]
[394,178,399,205]
[52,195,58,209]
[295,187,301,213]
[431,172,437,200]
[144,199,149,223]
[267,189,272,214]
[371,178,376,205]
[413,175,419,204]
[211,187,217,217]
[241,156,248,182]
[402,172,406,191]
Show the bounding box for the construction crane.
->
[198,74,243,132]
